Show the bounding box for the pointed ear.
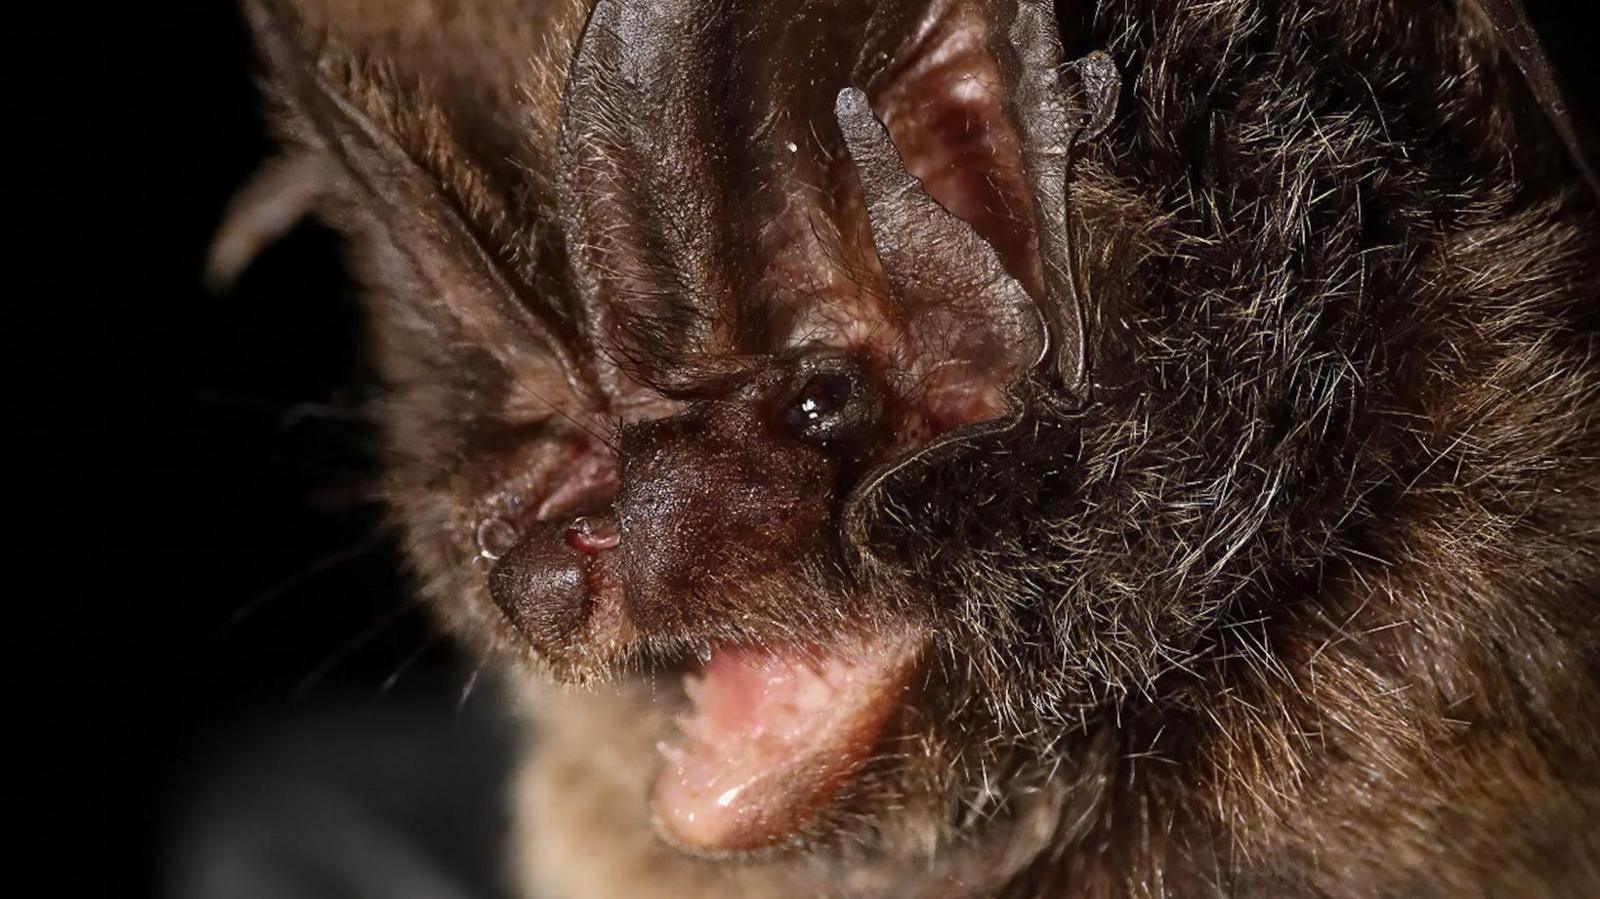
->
[556,0,763,395]
[237,0,599,407]
[1470,0,1600,198]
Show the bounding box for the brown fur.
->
[239,0,1600,895]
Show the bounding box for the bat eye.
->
[788,373,853,427]
[779,361,880,449]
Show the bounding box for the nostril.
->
[566,515,620,555]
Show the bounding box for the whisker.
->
[513,379,619,452]
[214,527,394,641]
[456,663,487,712]
[372,633,448,700]
[291,594,425,701]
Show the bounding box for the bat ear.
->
[222,0,598,404]
[1469,0,1600,199]
[834,87,1043,396]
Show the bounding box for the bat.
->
[219,0,1600,895]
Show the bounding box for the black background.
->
[16,2,1600,896]
[20,4,459,894]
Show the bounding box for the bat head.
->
[234,0,1600,889]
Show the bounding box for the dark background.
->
[15,2,1600,896]
[20,4,473,895]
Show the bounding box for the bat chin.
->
[649,629,927,855]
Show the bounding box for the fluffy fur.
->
[241,0,1600,895]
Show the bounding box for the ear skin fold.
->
[835,87,1043,399]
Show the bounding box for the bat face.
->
[234,0,1600,894]
[471,0,1096,853]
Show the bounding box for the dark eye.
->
[781,370,861,443]
[790,372,852,423]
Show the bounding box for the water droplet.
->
[785,140,798,153]
[475,516,519,560]
[695,642,714,664]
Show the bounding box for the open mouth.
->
[652,631,925,854]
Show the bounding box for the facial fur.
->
[231,0,1600,896]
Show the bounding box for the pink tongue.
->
[652,632,920,853]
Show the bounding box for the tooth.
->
[675,713,713,745]
[682,673,705,704]
[714,783,746,808]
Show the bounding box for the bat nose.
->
[488,514,620,655]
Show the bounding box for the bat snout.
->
[612,384,838,635]
[487,356,906,672]
[487,512,629,661]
